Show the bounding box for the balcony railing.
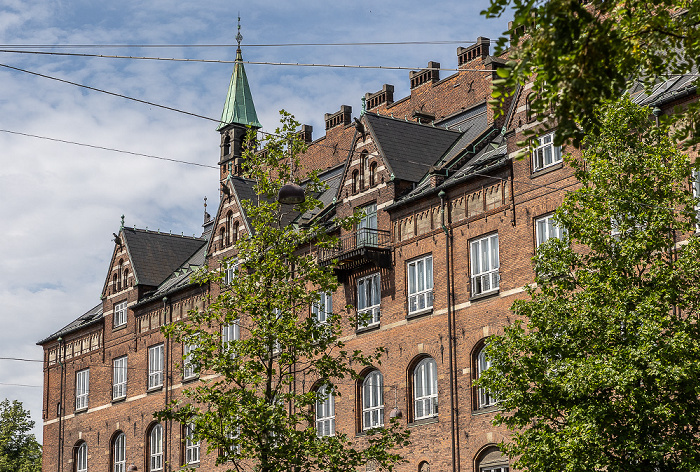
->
[318,228,392,268]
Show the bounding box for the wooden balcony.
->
[318,228,392,273]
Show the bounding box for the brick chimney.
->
[410,62,440,89]
[297,124,313,143]
[365,84,394,111]
[457,37,490,67]
[325,105,352,130]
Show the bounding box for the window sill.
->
[469,289,500,302]
[355,427,384,438]
[531,161,563,177]
[112,323,127,332]
[111,396,126,404]
[471,406,499,416]
[408,416,438,427]
[74,407,88,414]
[182,462,200,469]
[356,323,380,334]
[182,376,199,384]
[147,385,163,394]
[406,307,433,320]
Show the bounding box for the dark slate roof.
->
[365,113,462,182]
[431,108,490,168]
[629,73,697,107]
[37,303,103,345]
[122,228,206,287]
[296,164,345,225]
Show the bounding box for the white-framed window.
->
[148,344,164,389]
[535,214,567,247]
[224,261,238,285]
[222,321,240,357]
[407,255,433,314]
[358,203,378,245]
[532,132,561,171]
[476,346,496,409]
[315,385,335,437]
[184,423,200,465]
[471,234,500,296]
[413,357,438,420]
[114,300,127,328]
[362,370,384,430]
[312,292,333,324]
[481,467,509,472]
[183,343,198,380]
[76,442,88,472]
[149,424,163,471]
[113,432,126,472]
[692,170,700,230]
[75,369,89,411]
[112,356,127,400]
[357,273,381,328]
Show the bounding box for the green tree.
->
[478,98,700,472]
[0,399,42,472]
[483,0,699,147]
[157,111,409,472]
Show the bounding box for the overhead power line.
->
[0,357,42,363]
[0,382,41,388]
[0,40,481,49]
[0,129,218,169]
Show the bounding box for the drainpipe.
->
[162,296,171,472]
[57,337,66,472]
[439,190,458,472]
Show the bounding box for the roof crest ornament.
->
[120,214,125,230]
[236,14,243,51]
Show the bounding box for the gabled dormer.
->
[207,176,256,261]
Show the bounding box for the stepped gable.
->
[364,112,461,182]
[121,227,206,288]
[37,303,103,344]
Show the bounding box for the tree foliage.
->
[479,98,700,472]
[157,111,409,472]
[0,399,41,472]
[483,0,700,147]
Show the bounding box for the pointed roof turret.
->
[217,19,261,131]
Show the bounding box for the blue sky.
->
[0,0,511,442]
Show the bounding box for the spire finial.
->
[236,14,243,50]
[120,214,125,229]
[204,196,211,223]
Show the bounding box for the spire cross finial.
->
[236,14,243,49]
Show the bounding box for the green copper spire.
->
[217,18,261,131]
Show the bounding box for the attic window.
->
[219,227,226,250]
[352,170,359,194]
[122,269,129,289]
[360,151,367,189]
[369,162,377,187]
[226,211,233,246]
[117,260,123,291]
[232,221,239,243]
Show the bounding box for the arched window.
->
[525,93,534,123]
[475,344,496,409]
[112,273,118,293]
[475,445,509,472]
[413,357,438,420]
[117,260,123,291]
[369,162,377,187]
[223,135,231,156]
[148,424,163,471]
[122,268,128,290]
[232,221,239,243]
[219,227,226,250]
[361,370,384,430]
[360,151,367,189]
[352,170,359,194]
[113,432,126,472]
[315,385,335,437]
[75,442,87,472]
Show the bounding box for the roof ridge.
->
[122,226,205,240]
[365,111,460,132]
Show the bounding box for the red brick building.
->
[37,37,696,472]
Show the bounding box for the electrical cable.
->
[0,40,483,49]
[0,382,41,388]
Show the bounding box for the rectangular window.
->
[75,369,89,410]
[357,273,381,328]
[316,386,335,437]
[358,203,378,246]
[471,234,499,296]
[407,255,433,314]
[148,344,164,389]
[532,132,561,171]
[112,356,127,400]
[535,214,566,247]
[184,424,200,465]
[183,344,197,380]
[114,300,127,328]
[693,170,700,230]
[312,292,333,324]
[224,261,238,286]
[222,321,240,357]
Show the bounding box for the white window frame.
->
[481,467,509,472]
[357,273,381,328]
[532,132,562,171]
[148,344,164,390]
[224,261,239,286]
[76,442,88,472]
[184,423,200,465]
[183,343,198,380]
[75,369,89,411]
[112,356,127,400]
[470,234,500,296]
[315,385,335,437]
[113,432,126,472]
[358,203,378,246]
[413,357,438,420]
[407,255,434,314]
[362,370,384,430]
[150,424,163,471]
[535,214,566,247]
[476,347,496,409]
[312,292,333,324]
[222,321,240,358]
[693,170,700,230]
[114,300,127,328]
